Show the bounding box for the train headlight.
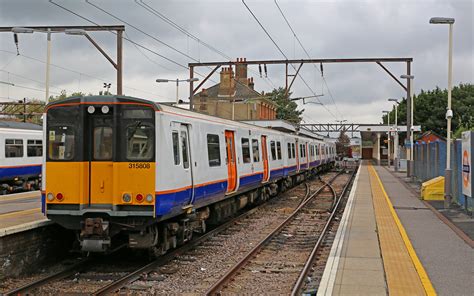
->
[47,193,54,201]
[87,106,95,114]
[146,194,154,203]
[101,105,109,114]
[122,193,132,203]
[136,194,144,203]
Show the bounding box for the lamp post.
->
[389,98,400,171]
[430,16,455,208]
[383,110,391,168]
[156,78,199,104]
[401,74,415,178]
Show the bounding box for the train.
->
[0,121,42,194]
[42,95,336,254]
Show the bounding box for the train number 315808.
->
[128,163,151,169]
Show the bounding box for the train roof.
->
[46,95,333,145]
[0,120,42,130]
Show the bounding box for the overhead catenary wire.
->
[274,0,344,121]
[134,0,276,89]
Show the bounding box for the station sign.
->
[461,131,473,197]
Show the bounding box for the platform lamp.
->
[383,110,391,168]
[430,16,455,209]
[156,78,199,104]
[401,74,415,179]
[388,99,400,171]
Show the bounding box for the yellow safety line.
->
[369,164,436,296]
[0,207,41,218]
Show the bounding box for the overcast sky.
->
[0,0,472,125]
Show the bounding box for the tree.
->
[48,90,88,102]
[382,83,474,138]
[266,87,304,125]
[336,131,351,157]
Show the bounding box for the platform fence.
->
[414,140,471,210]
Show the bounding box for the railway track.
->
[205,169,354,295]
[3,171,336,295]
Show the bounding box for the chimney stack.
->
[219,66,235,96]
[235,57,248,84]
[248,77,254,90]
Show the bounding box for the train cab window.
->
[5,139,23,158]
[48,126,74,160]
[126,124,153,161]
[291,143,295,158]
[172,131,180,165]
[181,131,190,169]
[252,139,260,162]
[241,138,251,163]
[287,143,292,159]
[27,139,42,157]
[93,127,113,160]
[276,141,282,160]
[207,134,221,167]
[270,141,276,160]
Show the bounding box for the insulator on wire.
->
[13,33,19,55]
[320,63,324,77]
[264,64,268,78]
[258,64,262,78]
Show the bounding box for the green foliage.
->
[48,90,88,102]
[382,83,474,138]
[336,131,350,156]
[266,87,304,125]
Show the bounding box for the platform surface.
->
[0,191,49,236]
[318,162,473,296]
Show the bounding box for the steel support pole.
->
[410,77,415,180]
[189,66,194,111]
[377,133,381,165]
[394,104,399,171]
[406,61,412,177]
[116,30,123,95]
[176,79,179,104]
[387,114,391,168]
[45,29,51,102]
[444,23,454,209]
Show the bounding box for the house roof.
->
[197,81,261,99]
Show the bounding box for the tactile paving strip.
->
[368,164,433,296]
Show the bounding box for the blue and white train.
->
[42,96,336,253]
[0,121,42,194]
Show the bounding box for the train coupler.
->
[80,218,110,252]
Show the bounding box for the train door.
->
[295,139,300,171]
[180,124,194,204]
[89,113,114,208]
[225,131,237,192]
[261,135,269,182]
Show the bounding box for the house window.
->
[207,134,221,167]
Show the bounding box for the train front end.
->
[43,96,156,252]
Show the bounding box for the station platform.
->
[318,161,473,296]
[0,191,50,237]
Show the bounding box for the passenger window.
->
[252,139,260,162]
[292,143,295,158]
[287,143,292,159]
[27,139,42,157]
[207,134,221,167]
[276,141,282,160]
[181,131,189,169]
[270,141,276,160]
[127,124,153,161]
[241,138,251,163]
[47,126,74,160]
[5,139,23,158]
[93,127,113,160]
[172,131,180,165]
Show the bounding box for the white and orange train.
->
[42,96,335,253]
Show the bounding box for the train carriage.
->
[43,96,335,253]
